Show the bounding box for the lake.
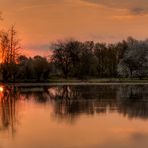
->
[0,84,148,148]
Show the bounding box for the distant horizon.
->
[21,36,148,57]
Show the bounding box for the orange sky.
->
[1,0,148,56]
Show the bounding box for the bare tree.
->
[0,26,21,81]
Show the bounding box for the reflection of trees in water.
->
[49,85,117,122]
[1,85,148,127]
[117,85,148,120]
[20,87,50,103]
[48,85,148,122]
[0,86,19,137]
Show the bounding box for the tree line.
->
[0,27,148,82]
[51,37,148,79]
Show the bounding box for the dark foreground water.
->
[0,84,148,148]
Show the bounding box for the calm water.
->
[0,84,148,148]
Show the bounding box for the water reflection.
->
[0,84,148,134]
[47,85,148,122]
[0,85,19,137]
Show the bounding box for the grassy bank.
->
[47,78,148,83]
[1,78,148,86]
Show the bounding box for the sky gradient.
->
[0,0,148,56]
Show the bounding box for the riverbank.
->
[48,78,148,83]
[1,78,148,87]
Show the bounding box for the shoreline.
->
[1,79,148,86]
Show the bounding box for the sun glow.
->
[0,86,4,92]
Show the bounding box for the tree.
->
[118,38,148,78]
[25,58,35,80]
[33,56,50,80]
[77,41,96,79]
[51,39,81,78]
[17,55,29,79]
[94,43,118,78]
[0,26,20,82]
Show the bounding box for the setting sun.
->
[0,86,3,92]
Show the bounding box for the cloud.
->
[82,0,148,15]
[130,7,146,15]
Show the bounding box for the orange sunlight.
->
[0,86,4,93]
